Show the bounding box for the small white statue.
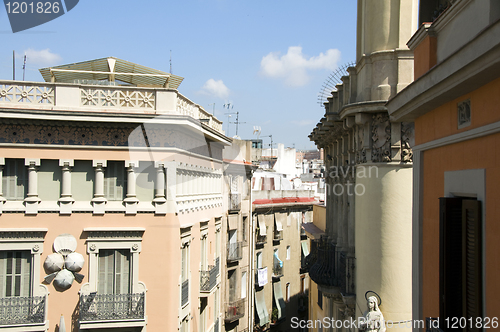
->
[359,296,386,332]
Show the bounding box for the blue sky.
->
[0,0,357,150]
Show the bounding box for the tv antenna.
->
[253,126,261,139]
[223,102,234,135]
[317,62,355,107]
[22,54,27,81]
[230,111,246,136]
[208,103,215,115]
[169,50,172,74]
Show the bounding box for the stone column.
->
[0,158,5,214]
[124,161,139,215]
[153,161,167,214]
[165,161,177,214]
[92,160,107,215]
[58,159,75,215]
[24,159,41,215]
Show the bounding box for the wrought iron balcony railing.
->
[181,279,189,307]
[214,317,219,332]
[225,298,245,323]
[79,292,145,322]
[309,236,337,287]
[200,261,218,292]
[0,296,46,326]
[227,242,243,262]
[337,251,356,295]
[229,193,241,211]
[272,262,284,278]
[303,239,318,272]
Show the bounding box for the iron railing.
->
[0,296,46,326]
[214,317,219,332]
[229,193,241,211]
[225,299,245,323]
[181,280,189,306]
[200,262,218,292]
[227,242,243,262]
[79,292,145,322]
[273,262,284,278]
[309,236,337,287]
[273,230,283,242]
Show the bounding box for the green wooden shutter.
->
[16,160,26,200]
[20,251,31,297]
[439,197,464,325]
[462,199,482,332]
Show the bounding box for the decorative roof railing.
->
[0,80,223,134]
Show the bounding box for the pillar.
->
[92,160,107,215]
[24,158,41,215]
[58,159,74,215]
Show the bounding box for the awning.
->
[228,214,239,230]
[275,213,286,231]
[273,282,286,320]
[255,290,269,326]
[301,241,310,256]
[257,214,267,236]
[301,222,326,240]
[274,251,283,268]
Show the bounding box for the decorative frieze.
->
[371,114,391,163]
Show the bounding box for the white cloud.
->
[291,119,314,127]
[22,48,62,67]
[260,46,341,87]
[199,79,230,99]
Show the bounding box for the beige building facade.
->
[0,58,230,331]
[308,1,417,330]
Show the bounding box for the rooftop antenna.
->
[12,50,15,80]
[252,126,261,139]
[169,50,172,74]
[223,102,234,136]
[22,53,27,81]
[317,62,355,107]
[208,103,215,115]
[230,111,246,136]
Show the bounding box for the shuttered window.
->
[98,249,130,294]
[2,159,27,200]
[103,161,125,201]
[228,269,236,302]
[0,251,31,297]
[439,197,482,331]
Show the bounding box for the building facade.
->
[252,172,314,331]
[0,57,230,332]
[387,0,500,329]
[308,0,417,330]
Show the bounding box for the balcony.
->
[227,242,243,262]
[273,230,283,242]
[79,292,145,322]
[0,80,223,134]
[224,299,245,323]
[229,193,241,211]
[337,252,356,295]
[181,279,189,307]
[308,236,337,289]
[200,258,219,293]
[0,295,47,327]
[272,262,284,279]
[255,234,267,247]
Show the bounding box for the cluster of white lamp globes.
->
[44,234,85,290]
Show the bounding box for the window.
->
[439,197,482,326]
[242,216,247,243]
[228,270,237,302]
[318,289,323,309]
[200,235,207,271]
[0,251,31,297]
[98,249,130,294]
[286,246,291,260]
[300,276,306,294]
[241,271,247,299]
[256,252,263,269]
[2,159,27,200]
[285,283,290,302]
[104,161,126,201]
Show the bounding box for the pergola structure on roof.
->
[39,57,184,89]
